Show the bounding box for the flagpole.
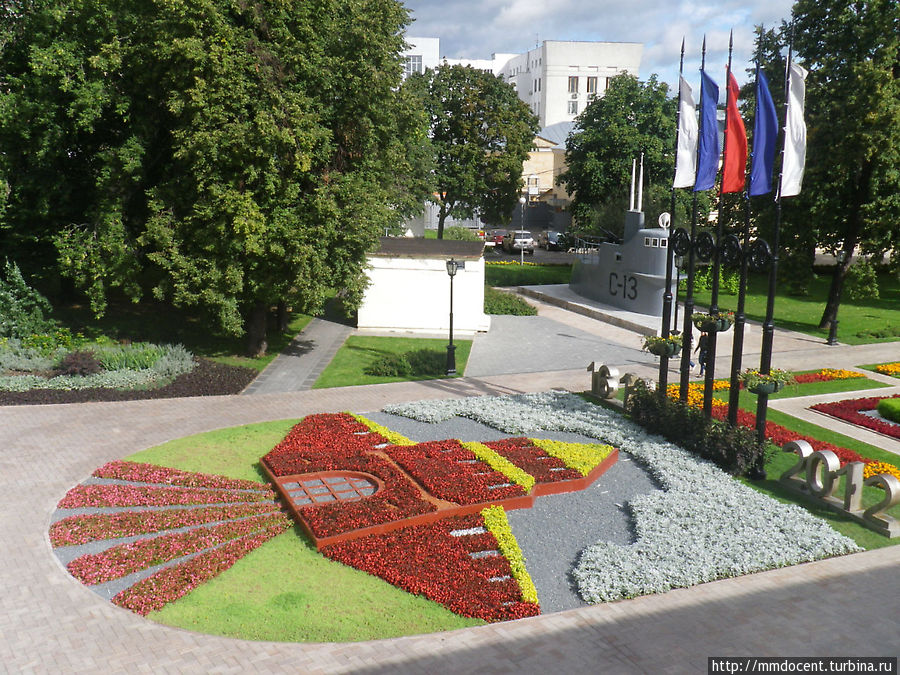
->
[728,31,763,427]
[678,36,706,403]
[658,38,685,399]
[752,23,794,476]
[702,33,735,415]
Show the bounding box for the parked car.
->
[537,230,565,251]
[487,229,507,247]
[503,230,535,254]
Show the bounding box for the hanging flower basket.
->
[740,368,795,395]
[692,311,735,333]
[642,334,683,358]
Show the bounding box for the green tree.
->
[558,74,708,237]
[410,64,538,238]
[0,0,423,355]
[789,0,900,327]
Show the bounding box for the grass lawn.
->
[125,422,484,642]
[485,262,572,287]
[51,298,312,372]
[688,270,900,345]
[313,335,472,389]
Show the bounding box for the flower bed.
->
[111,527,286,615]
[50,502,281,546]
[479,438,579,485]
[93,461,272,492]
[322,511,540,622]
[57,483,272,508]
[67,513,289,585]
[875,362,900,377]
[385,392,861,603]
[811,394,900,441]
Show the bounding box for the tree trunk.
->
[245,301,269,357]
[276,300,289,333]
[818,256,849,329]
[437,207,447,240]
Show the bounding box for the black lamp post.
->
[827,249,848,346]
[673,255,684,333]
[445,258,459,375]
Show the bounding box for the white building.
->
[403,38,643,127]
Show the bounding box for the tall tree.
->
[790,0,900,326]
[0,0,424,355]
[410,64,538,238]
[558,74,707,236]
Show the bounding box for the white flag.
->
[780,63,808,197]
[673,76,698,188]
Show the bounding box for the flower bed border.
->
[810,394,900,441]
[262,449,618,551]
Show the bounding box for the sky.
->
[400,0,796,97]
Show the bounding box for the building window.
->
[587,76,598,94]
[404,55,422,78]
[568,76,578,93]
[567,100,578,115]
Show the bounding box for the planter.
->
[716,317,733,333]
[747,380,784,395]
[648,342,682,358]
[692,314,734,333]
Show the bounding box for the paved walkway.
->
[2,294,899,673]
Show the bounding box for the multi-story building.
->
[403,38,642,128]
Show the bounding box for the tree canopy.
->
[407,64,538,237]
[0,0,425,354]
[557,74,707,237]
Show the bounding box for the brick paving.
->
[2,305,900,672]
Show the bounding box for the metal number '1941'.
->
[609,272,638,300]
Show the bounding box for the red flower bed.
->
[67,512,290,585]
[93,461,271,493]
[323,514,540,622]
[381,439,526,504]
[483,437,581,483]
[57,484,272,509]
[262,413,388,474]
[295,454,436,538]
[111,526,286,615]
[711,407,869,465]
[811,395,900,440]
[50,502,281,546]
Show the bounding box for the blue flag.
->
[694,70,720,191]
[749,69,778,196]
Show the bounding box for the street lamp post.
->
[445,258,459,375]
[827,250,849,346]
[518,196,526,266]
[673,255,684,333]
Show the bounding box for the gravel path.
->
[363,411,662,613]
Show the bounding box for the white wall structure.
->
[401,37,441,79]
[358,239,490,334]
[434,39,643,127]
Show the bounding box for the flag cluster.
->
[673,53,808,198]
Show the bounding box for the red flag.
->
[721,71,747,194]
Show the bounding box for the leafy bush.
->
[877,398,900,424]
[484,287,537,315]
[0,260,53,339]
[364,349,446,377]
[443,226,481,241]
[625,380,769,475]
[57,350,103,376]
[845,259,880,301]
[96,343,167,371]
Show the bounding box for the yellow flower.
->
[875,362,900,377]
[863,461,900,482]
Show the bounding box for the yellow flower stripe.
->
[863,461,900,482]
[666,382,729,409]
[875,362,900,377]
[348,413,416,446]
[529,439,615,477]
[817,368,865,379]
[485,260,538,267]
[481,505,539,605]
[461,442,535,492]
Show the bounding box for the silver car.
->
[503,230,535,254]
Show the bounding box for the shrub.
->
[96,343,167,371]
[364,353,411,377]
[877,398,900,424]
[625,380,769,475]
[484,287,537,315]
[57,350,103,377]
[0,260,53,339]
[720,270,740,295]
[845,259,880,301]
[443,226,481,241]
